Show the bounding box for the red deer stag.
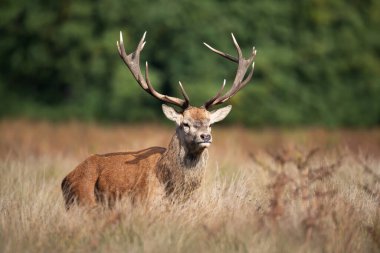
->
[61,31,256,208]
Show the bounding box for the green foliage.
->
[0,0,379,126]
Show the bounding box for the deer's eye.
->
[183,123,190,128]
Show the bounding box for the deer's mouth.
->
[198,141,212,147]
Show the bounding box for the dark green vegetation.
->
[1,0,379,126]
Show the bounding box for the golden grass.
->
[1,119,380,252]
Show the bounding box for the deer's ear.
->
[210,105,232,124]
[162,104,183,125]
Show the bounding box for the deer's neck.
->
[156,129,208,197]
[171,130,208,168]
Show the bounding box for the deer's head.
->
[116,31,256,152]
[161,105,231,152]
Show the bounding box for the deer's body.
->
[62,147,165,208]
[61,31,257,209]
[62,107,212,208]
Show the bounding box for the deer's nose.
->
[200,134,211,142]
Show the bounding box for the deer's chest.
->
[181,166,204,188]
[166,163,205,197]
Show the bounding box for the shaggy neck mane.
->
[156,128,209,197]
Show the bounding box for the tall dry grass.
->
[1,119,380,252]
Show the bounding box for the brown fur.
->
[184,107,210,120]
[61,107,218,209]
[61,147,165,208]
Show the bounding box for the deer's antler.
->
[117,31,190,109]
[203,34,256,109]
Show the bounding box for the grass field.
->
[1,119,380,253]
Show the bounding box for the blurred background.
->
[1,0,379,127]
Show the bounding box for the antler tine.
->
[138,31,147,50]
[204,79,226,109]
[178,81,190,107]
[117,31,190,109]
[203,34,257,109]
[203,42,238,63]
[231,33,243,59]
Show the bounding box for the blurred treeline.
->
[1,0,379,127]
